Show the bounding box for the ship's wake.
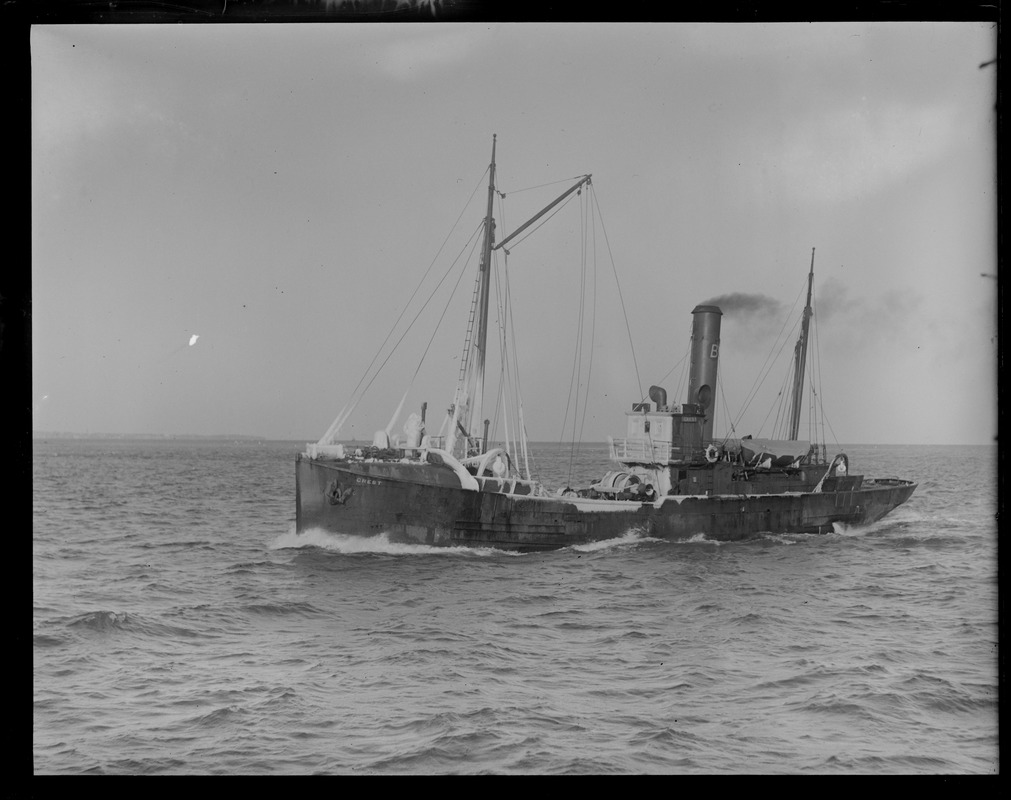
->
[270,526,523,556]
[568,529,734,551]
[269,518,920,557]
[569,530,656,552]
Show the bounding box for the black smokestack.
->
[687,305,722,443]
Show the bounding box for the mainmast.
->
[472,140,592,424]
[471,134,498,431]
[446,136,497,456]
[448,136,591,456]
[788,248,815,441]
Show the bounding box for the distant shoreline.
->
[31,433,996,447]
[32,431,270,442]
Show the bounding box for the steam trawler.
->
[295,137,917,550]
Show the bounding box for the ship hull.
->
[296,455,917,551]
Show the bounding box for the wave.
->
[241,600,326,618]
[569,530,657,552]
[269,526,522,557]
[65,610,132,632]
[58,610,214,640]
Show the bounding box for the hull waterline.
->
[296,454,917,551]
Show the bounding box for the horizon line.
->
[31,431,997,447]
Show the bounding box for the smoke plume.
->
[702,292,782,317]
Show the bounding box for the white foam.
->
[570,529,659,552]
[269,526,522,556]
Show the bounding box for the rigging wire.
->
[504,255,535,481]
[486,200,513,467]
[319,168,490,443]
[673,318,693,407]
[575,187,598,450]
[590,187,643,403]
[348,223,486,436]
[488,187,512,448]
[499,257,527,475]
[495,190,536,480]
[416,229,487,382]
[770,357,797,439]
[644,351,690,402]
[498,176,591,197]
[559,192,589,474]
[806,281,819,446]
[318,220,485,444]
[723,280,805,440]
[488,190,534,480]
[556,198,581,448]
[808,283,840,455]
[716,371,736,443]
[811,288,822,447]
[339,171,487,409]
[566,185,595,481]
[454,254,484,397]
[497,174,590,203]
[639,318,692,407]
[497,193,579,254]
[490,249,510,443]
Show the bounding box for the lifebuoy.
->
[705,444,720,463]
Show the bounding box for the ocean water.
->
[33,439,998,774]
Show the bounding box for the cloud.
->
[810,277,860,323]
[810,277,926,355]
[32,30,197,174]
[757,100,962,206]
[377,27,490,81]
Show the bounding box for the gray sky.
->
[32,22,997,445]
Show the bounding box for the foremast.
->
[447,136,591,458]
[472,135,498,440]
[788,247,817,446]
[446,136,498,456]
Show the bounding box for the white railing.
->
[608,437,707,463]
[608,437,672,463]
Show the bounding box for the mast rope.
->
[716,371,736,443]
[561,186,591,479]
[568,186,597,479]
[808,282,840,455]
[319,167,489,444]
[670,318,693,407]
[337,170,487,405]
[722,278,805,441]
[501,247,535,480]
[487,190,511,446]
[557,186,589,446]
[769,358,797,439]
[496,193,579,254]
[639,321,691,406]
[318,212,485,445]
[489,249,509,442]
[591,187,643,403]
[575,185,597,451]
[498,176,591,197]
[490,194,535,479]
